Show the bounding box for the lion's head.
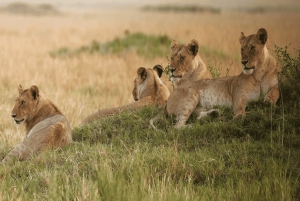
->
[11,85,40,125]
[132,65,164,101]
[239,28,268,75]
[169,39,200,82]
[169,39,212,88]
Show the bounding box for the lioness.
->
[169,39,212,88]
[82,65,170,125]
[1,85,72,164]
[151,28,279,129]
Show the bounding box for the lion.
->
[1,85,72,164]
[169,39,212,88]
[151,28,279,129]
[81,65,170,125]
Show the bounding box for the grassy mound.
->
[0,45,298,200]
[69,45,300,200]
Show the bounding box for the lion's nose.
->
[170,68,176,73]
[11,114,17,118]
[241,60,248,65]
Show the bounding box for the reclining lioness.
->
[82,65,170,125]
[2,85,72,164]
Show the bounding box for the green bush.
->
[50,32,172,59]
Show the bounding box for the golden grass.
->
[0,10,299,149]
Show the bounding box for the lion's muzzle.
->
[241,60,255,71]
[11,114,25,124]
[14,118,25,124]
[169,67,183,79]
[244,66,255,70]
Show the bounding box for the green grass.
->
[49,32,233,62]
[50,32,172,59]
[1,45,299,200]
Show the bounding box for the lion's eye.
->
[179,56,184,62]
[250,46,255,52]
[20,100,25,106]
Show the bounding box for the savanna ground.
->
[0,4,300,200]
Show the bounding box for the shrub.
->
[50,32,172,59]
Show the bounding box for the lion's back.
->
[27,114,72,151]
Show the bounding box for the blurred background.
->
[0,0,299,10]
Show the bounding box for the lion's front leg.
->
[264,85,279,105]
[233,96,247,119]
[2,143,32,165]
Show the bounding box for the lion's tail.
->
[150,113,161,130]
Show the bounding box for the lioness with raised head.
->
[151,28,279,129]
[1,85,72,164]
[82,65,170,125]
[169,39,212,88]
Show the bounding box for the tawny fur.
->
[81,65,170,125]
[2,85,72,164]
[152,28,279,129]
[169,39,212,89]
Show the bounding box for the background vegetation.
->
[0,2,299,200]
[141,5,221,14]
[0,2,61,16]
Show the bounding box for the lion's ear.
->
[239,32,246,44]
[153,64,164,78]
[171,40,178,50]
[137,67,147,80]
[188,39,199,56]
[18,84,24,94]
[30,85,39,100]
[256,28,268,45]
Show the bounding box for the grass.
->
[49,31,233,63]
[0,9,300,200]
[21,45,298,200]
[50,32,172,59]
[70,46,299,200]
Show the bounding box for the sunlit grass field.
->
[0,8,299,200]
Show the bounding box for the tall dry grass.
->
[0,9,299,150]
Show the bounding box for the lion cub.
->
[2,85,72,164]
[151,28,279,129]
